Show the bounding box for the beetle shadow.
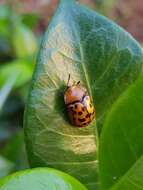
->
[54,84,69,123]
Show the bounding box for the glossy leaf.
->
[0,156,14,178]
[24,0,143,190]
[111,155,143,190]
[0,168,87,190]
[99,76,143,190]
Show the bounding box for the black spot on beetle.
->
[82,107,85,111]
[86,114,90,118]
[78,111,82,115]
[78,118,86,122]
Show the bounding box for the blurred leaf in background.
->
[0,75,17,112]
[95,0,115,15]
[0,59,34,89]
[0,2,39,178]
[12,22,38,58]
[0,156,14,178]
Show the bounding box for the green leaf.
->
[0,59,34,89]
[0,5,10,20]
[111,155,143,190]
[0,156,14,178]
[96,0,115,15]
[0,38,12,62]
[0,5,12,39]
[0,76,17,111]
[1,131,28,167]
[99,76,143,189]
[0,19,9,39]
[24,0,143,190]
[0,130,29,172]
[0,168,87,190]
[12,23,38,58]
[21,13,39,29]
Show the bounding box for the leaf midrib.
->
[69,6,93,100]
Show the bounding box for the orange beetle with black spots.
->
[64,75,95,127]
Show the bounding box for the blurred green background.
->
[0,0,143,178]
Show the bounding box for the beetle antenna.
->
[77,81,80,85]
[67,74,71,87]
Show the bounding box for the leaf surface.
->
[0,156,14,178]
[111,155,143,190]
[100,76,143,189]
[0,168,87,190]
[24,0,143,189]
